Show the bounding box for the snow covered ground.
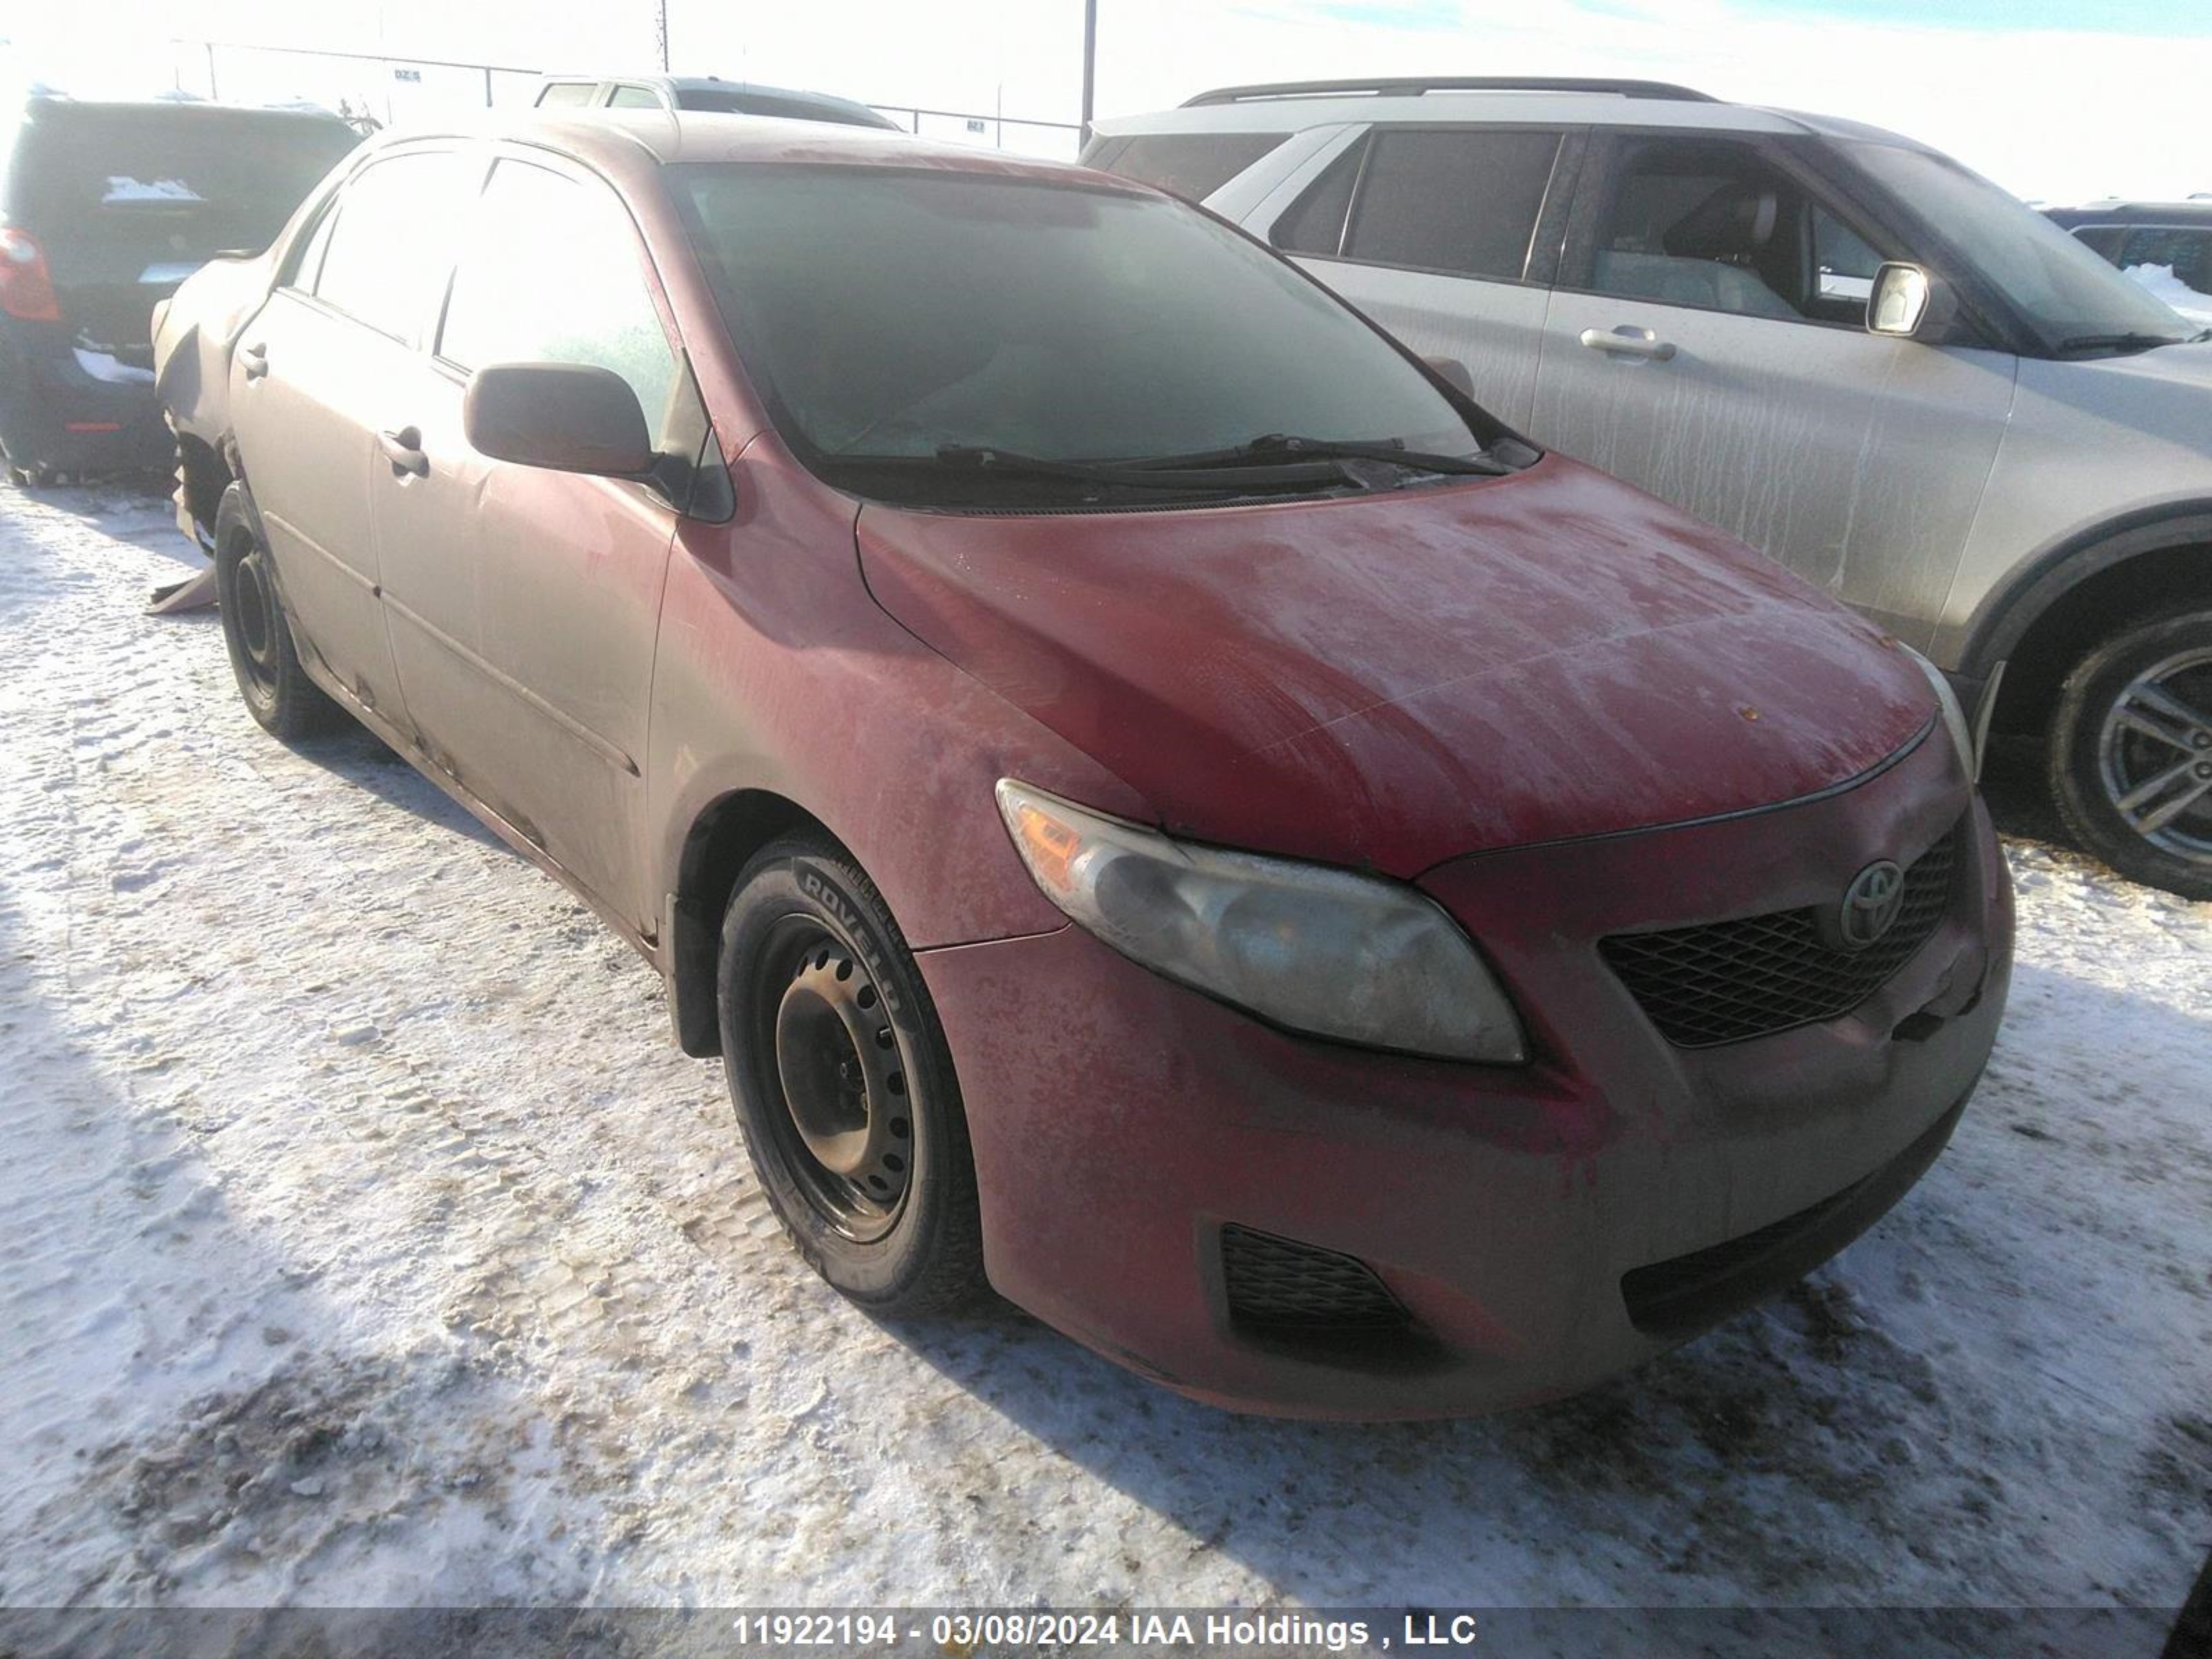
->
[0,482,2206,1644]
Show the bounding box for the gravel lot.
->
[1,481,2206,1647]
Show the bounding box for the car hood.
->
[855,454,1936,876]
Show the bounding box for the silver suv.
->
[1089,77,2212,897]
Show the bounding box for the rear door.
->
[370,151,686,928]
[1531,131,2016,643]
[1259,124,1580,427]
[228,146,475,724]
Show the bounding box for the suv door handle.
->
[240,343,269,381]
[1580,326,1677,362]
[377,427,429,477]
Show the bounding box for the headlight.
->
[1900,644,1977,779]
[994,780,1526,1064]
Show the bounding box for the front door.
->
[1530,131,2018,646]
[372,153,685,930]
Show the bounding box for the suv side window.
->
[1277,129,1562,281]
[607,86,662,110]
[535,82,597,108]
[1585,135,1896,325]
[438,158,680,443]
[312,150,476,344]
[1093,133,1288,203]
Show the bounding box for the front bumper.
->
[0,324,169,474]
[919,730,2012,1418]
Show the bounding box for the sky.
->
[4,0,2207,203]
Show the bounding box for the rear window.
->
[2,105,359,252]
[1093,132,1287,203]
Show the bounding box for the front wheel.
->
[2047,606,2212,900]
[715,836,988,1315]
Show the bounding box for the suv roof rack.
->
[1181,77,1717,107]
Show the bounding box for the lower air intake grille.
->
[1219,1224,1409,1332]
[1600,823,1961,1049]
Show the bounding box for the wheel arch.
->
[1962,505,2212,735]
[665,787,847,1058]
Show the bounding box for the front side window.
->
[1845,141,2198,351]
[1094,133,1288,203]
[438,158,679,440]
[671,165,1486,505]
[1337,129,1561,281]
[314,150,476,343]
[1586,136,1890,325]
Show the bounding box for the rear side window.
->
[438,159,679,442]
[1273,143,1364,256]
[313,150,477,343]
[608,86,662,110]
[2070,224,2125,260]
[1338,129,1561,281]
[1095,133,1287,203]
[2117,226,2212,295]
[536,83,597,108]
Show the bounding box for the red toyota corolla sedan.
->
[153,112,2012,1417]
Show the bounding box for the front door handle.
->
[240,342,269,381]
[1579,325,1677,362]
[377,427,428,477]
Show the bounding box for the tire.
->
[2047,606,2212,900]
[715,835,988,1315]
[212,483,343,742]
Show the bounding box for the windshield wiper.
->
[1122,433,1512,477]
[2051,331,2188,355]
[927,444,1354,492]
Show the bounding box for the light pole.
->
[1079,0,1098,145]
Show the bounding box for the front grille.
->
[1600,823,1961,1049]
[1219,1224,1409,1333]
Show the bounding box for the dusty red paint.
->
[857,453,1933,877]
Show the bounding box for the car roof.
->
[11,92,353,128]
[1090,79,1931,150]
[2044,200,2212,226]
[371,108,1105,186]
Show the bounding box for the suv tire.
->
[2047,606,2212,899]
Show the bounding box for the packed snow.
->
[0,482,2206,1644]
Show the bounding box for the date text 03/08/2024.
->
[724,1612,1484,1649]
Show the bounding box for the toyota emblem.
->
[1836,860,1906,949]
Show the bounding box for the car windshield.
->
[3,106,359,254]
[668,164,1483,502]
[1845,140,2198,353]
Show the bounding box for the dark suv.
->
[0,94,357,482]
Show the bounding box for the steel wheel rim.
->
[233,547,280,691]
[2096,645,2212,861]
[756,915,912,1242]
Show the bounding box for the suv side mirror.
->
[1866,261,1957,341]
[464,362,654,476]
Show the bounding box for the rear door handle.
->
[377,427,428,477]
[240,343,269,381]
[1579,325,1677,362]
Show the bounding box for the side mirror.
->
[463,362,654,476]
[1866,261,1957,341]
[1423,355,1475,397]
